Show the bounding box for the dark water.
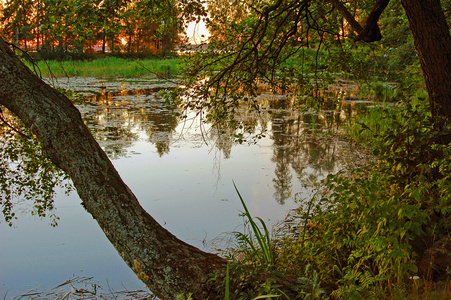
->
[0,77,363,298]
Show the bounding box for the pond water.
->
[0,77,363,298]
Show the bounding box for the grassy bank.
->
[25,56,184,78]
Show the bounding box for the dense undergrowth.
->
[203,5,451,295]
[214,96,451,299]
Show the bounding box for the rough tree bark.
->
[0,38,226,300]
[401,0,451,120]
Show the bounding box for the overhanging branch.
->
[329,0,391,42]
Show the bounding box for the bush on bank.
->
[217,99,451,299]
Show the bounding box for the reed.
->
[233,181,274,268]
[26,57,183,78]
[345,104,392,144]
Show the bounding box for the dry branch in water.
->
[10,276,155,300]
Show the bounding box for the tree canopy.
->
[0,0,207,56]
[179,0,451,126]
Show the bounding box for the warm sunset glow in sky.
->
[0,1,210,44]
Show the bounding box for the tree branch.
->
[357,0,391,41]
[328,0,364,34]
[329,0,391,42]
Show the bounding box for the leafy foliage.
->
[0,107,73,226]
[173,0,432,139]
[0,0,191,58]
[299,102,451,297]
[373,103,451,239]
[220,100,451,298]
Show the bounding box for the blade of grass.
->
[233,181,274,267]
[225,263,230,300]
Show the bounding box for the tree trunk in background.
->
[401,0,451,120]
[0,38,226,300]
[102,29,106,53]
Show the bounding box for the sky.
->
[185,20,210,44]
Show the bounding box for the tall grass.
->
[345,104,392,144]
[233,181,274,268]
[345,89,430,146]
[25,57,183,78]
[225,263,230,300]
[225,183,327,299]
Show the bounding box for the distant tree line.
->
[0,0,183,58]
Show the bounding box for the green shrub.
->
[301,102,451,297]
[221,102,451,299]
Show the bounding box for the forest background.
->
[0,0,207,57]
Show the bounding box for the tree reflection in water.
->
[71,79,361,206]
[0,76,373,297]
[1,77,365,223]
[83,87,178,157]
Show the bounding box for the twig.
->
[134,61,180,85]
[6,41,43,79]
[0,108,31,139]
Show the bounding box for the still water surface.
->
[0,77,359,297]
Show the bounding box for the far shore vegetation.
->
[24,56,184,78]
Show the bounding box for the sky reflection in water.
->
[0,77,358,297]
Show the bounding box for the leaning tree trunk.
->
[401,0,451,120]
[0,38,226,299]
